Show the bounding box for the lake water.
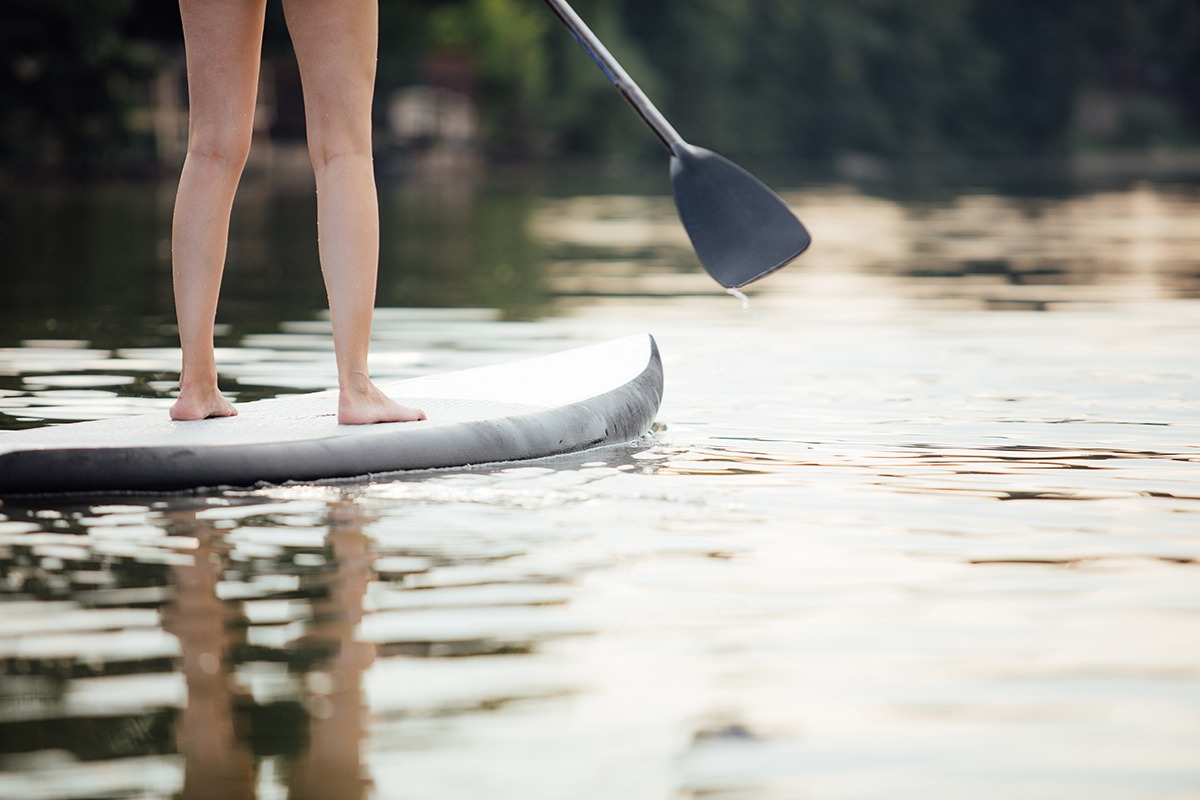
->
[1,171,1198,799]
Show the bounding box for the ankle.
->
[179,365,219,391]
[339,370,374,397]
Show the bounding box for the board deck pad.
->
[0,334,663,495]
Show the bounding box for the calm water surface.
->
[0,174,1198,799]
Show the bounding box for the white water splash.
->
[725,287,750,310]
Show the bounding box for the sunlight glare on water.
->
[0,178,1198,799]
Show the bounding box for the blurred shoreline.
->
[4,145,1200,194]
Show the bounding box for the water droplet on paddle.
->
[725,287,750,310]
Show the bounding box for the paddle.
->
[543,0,811,288]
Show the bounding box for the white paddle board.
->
[0,334,663,494]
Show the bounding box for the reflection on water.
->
[0,497,378,798]
[532,182,1200,306]
[1,174,1199,798]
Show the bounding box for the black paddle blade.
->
[670,143,811,288]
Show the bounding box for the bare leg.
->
[282,0,424,424]
[170,0,268,420]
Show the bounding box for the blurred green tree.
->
[0,0,157,170]
[2,0,1198,171]
[423,0,550,155]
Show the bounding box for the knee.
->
[186,122,255,175]
[305,110,373,172]
[307,134,373,174]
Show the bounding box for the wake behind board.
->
[0,334,663,495]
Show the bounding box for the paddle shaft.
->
[542,0,683,155]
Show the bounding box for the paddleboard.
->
[0,334,663,495]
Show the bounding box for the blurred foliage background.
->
[2,0,1198,173]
